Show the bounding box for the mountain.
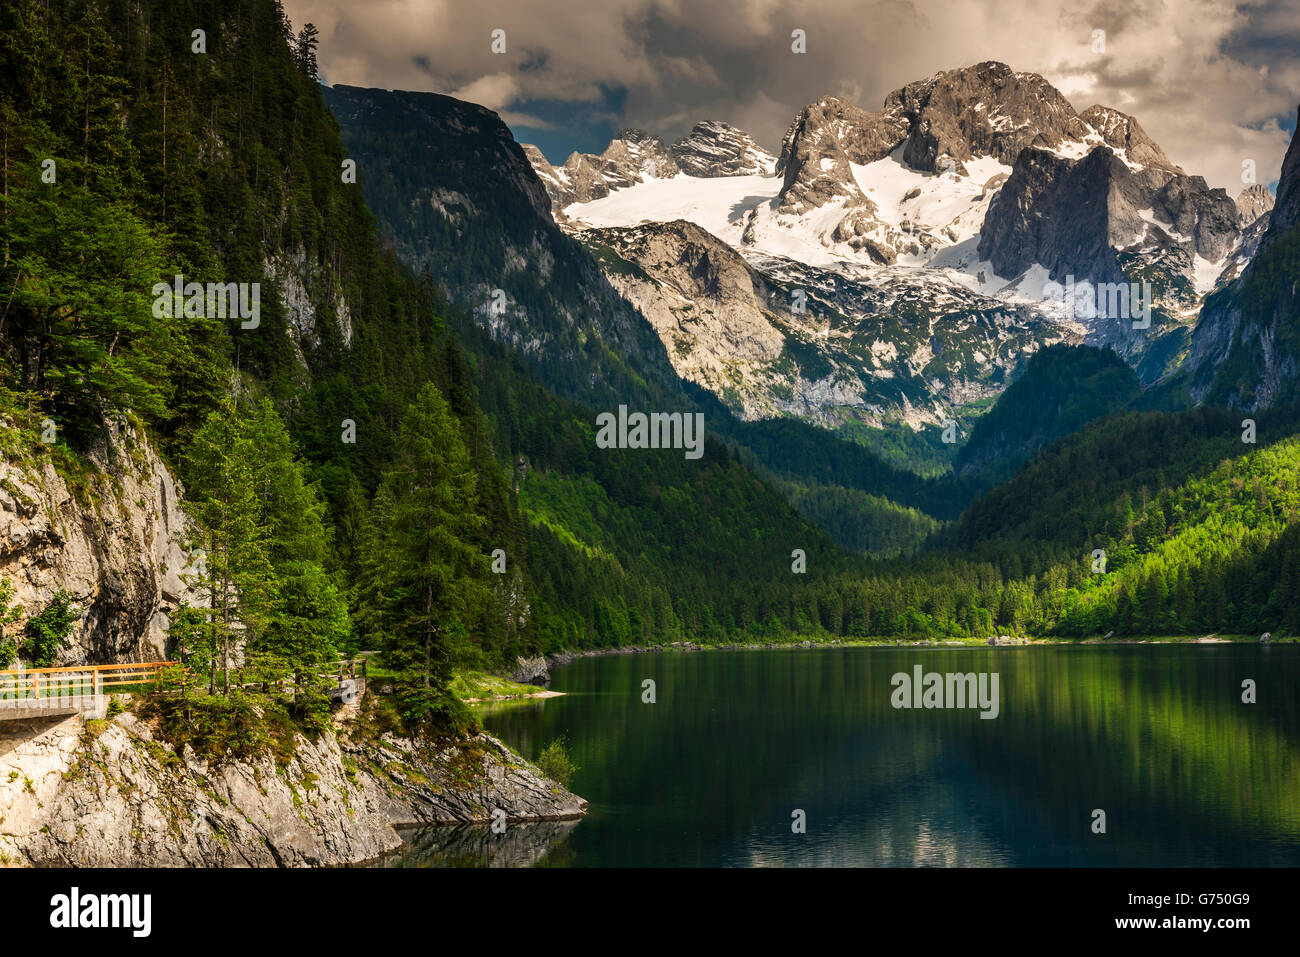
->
[1237,183,1276,226]
[321,85,691,412]
[670,120,777,177]
[576,218,1071,429]
[522,121,776,210]
[526,61,1263,441]
[320,83,987,553]
[952,344,1141,483]
[1174,106,1300,410]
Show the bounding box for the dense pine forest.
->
[2,0,1300,748]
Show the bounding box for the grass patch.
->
[449,670,547,702]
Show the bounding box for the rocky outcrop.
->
[979,143,1240,289]
[510,655,550,686]
[1236,184,1275,227]
[979,147,1136,287]
[1178,106,1300,410]
[775,95,907,213]
[1078,106,1181,173]
[526,122,776,209]
[884,62,1093,173]
[523,129,680,208]
[669,121,776,177]
[0,420,196,663]
[0,710,586,867]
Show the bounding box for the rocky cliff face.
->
[524,129,680,209]
[1235,184,1275,229]
[976,136,1237,294]
[1177,106,1299,410]
[763,64,1244,288]
[325,84,689,413]
[0,421,196,664]
[524,121,778,209]
[883,62,1093,173]
[0,709,586,867]
[578,219,1074,428]
[670,120,777,177]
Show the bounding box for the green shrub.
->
[536,734,578,786]
[24,591,78,667]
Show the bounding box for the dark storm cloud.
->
[284,0,1297,190]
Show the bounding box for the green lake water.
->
[377,645,1300,867]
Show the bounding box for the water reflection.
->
[380,646,1300,867]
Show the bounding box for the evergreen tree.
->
[368,383,490,727]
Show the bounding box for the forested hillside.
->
[953,345,1141,485]
[0,0,863,735]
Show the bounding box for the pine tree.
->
[183,400,277,693]
[294,23,320,82]
[3,170,175,436]
[368,383,490,727]
[244,399,350,674]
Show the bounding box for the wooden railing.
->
[0,659,367,713]
[324,659,368,681]
[0,661,177,694]
[0,661,178,716]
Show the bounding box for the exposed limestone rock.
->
[1179,105,1300,410]
[0,420,195,663]
[670,121,776,177]
[510,656,550,686]
[1078,105,1181,173]
[979,145,1239,287]
[578,219,1073,429]
[1236,184,1275,227]
[0,711,586,867]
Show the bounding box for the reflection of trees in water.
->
[375,820,581,868]
[479,648,1300,866]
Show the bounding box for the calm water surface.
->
[380,645,1300,867]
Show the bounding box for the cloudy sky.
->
[284,0,1298,192]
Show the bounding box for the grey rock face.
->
[1151,175,1241,262]
[776,95,909,213]
[980,143,1240,287]
[525,129,681,208]
[580,219,1073,428]
[1179,105,1300,410]
[0,714,586,867]
[1236,184,1275,226]
[510,655,550,686]
[885,61,1093,172]
[1079,105,1181,172]
[979,147,1131,286]
[670,120,776,177]
[0,420,196,663]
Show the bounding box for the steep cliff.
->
[0,421,195,663]
[1177,106,1300,410]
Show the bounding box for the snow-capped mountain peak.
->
[521,61,1269,433]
